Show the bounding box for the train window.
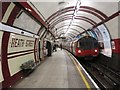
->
[79,41,85,49]
[79,38,98,50]
[94,42,98,47]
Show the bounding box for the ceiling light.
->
[58,1,65,5]
[25,8,32,12]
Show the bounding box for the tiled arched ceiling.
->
[47,6,108,22]
[45,5,108,39]
[49,16,97,28]
[29,0,119,39]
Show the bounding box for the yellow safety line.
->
[66,51,91,90]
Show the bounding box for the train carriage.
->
[66,36,100,60]
[76,36,99,59]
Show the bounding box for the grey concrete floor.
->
[13,48,96,88]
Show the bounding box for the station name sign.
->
[10,38,34,47]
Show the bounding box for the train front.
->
[76,37,99,59]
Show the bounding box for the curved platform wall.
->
[0,2,43,88]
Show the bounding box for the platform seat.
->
[20,60,36,76]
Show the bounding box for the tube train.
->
[64,36,100,60]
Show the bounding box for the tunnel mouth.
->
[92,24,112,57]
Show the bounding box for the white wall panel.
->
[13,12,41,34]
[8,33,35,76]
[105,17,119,39]
[81,2,118,16]
[0,31,4,82]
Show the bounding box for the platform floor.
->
[13,48,98,89]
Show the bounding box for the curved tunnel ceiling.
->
[30,1,119,40]
[46,6,108,22]
[49,16,97,28]
[56,28,80,35]
[55,24,86,31]
[45,5,108,39]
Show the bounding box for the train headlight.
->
[94,49,97,52]
[78,50,81,53]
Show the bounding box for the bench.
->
[20,60,36,76]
